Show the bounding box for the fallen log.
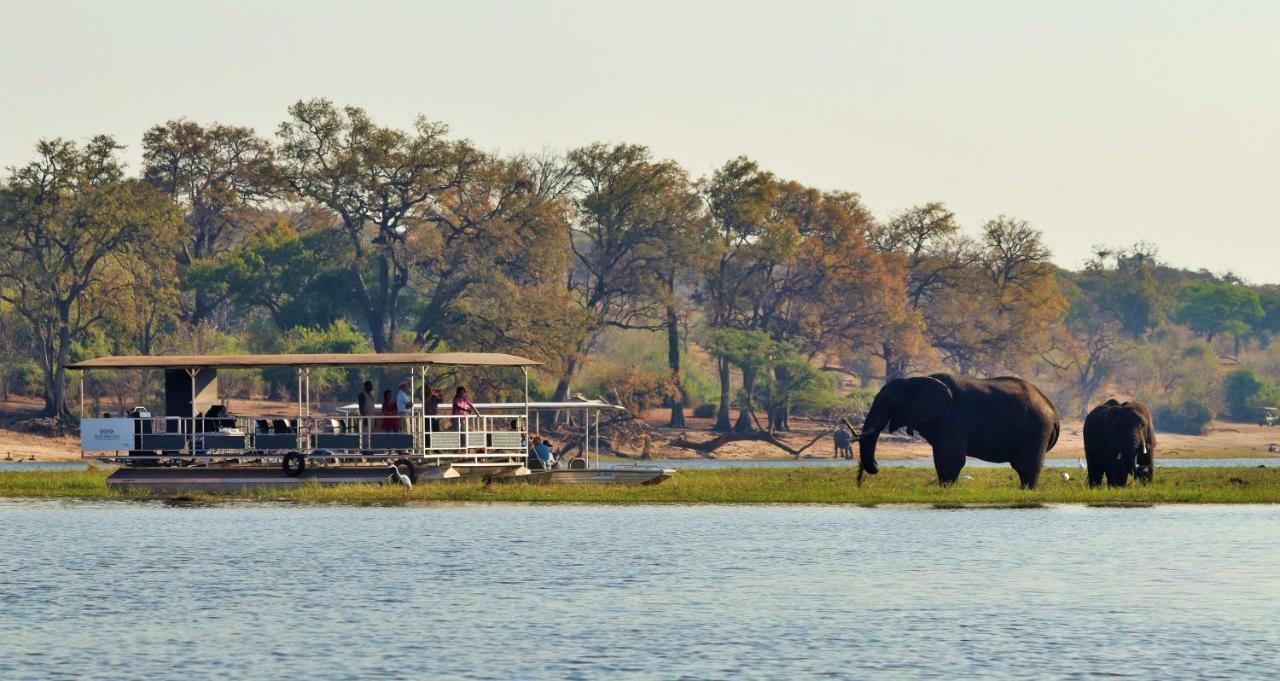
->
[668,428,833,458]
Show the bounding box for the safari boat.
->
[67,352,673,493]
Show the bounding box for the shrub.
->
[691,403,716,419]
[10,361,43,396]
[579,365,670,414]
[1154,397,1213,435]
[1222,368,1280,422]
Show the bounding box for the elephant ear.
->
[904,376,953,429]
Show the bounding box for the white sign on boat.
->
[81,418,134,451]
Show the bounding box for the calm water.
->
[637,457,1278,470]
[1,502,1278,679]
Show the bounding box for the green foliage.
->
[10,361,43,396]
[187,221,351,331]
[1154,397,1214,435]
[1222,368,1280,422]
[757,353,836,415]
[691,403,717,419]
[679,359,721,409]
[260,321,372,400]
[1175,279,1264,341]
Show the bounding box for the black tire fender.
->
[282,451,305,477]
[395,457,418,484]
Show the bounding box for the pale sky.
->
[2,0,1277,282]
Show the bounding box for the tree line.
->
[2,99,1279,431]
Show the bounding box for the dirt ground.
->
[3,396,1279,462]
[634,409,1280,461]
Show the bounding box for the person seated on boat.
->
[381,389,400,433]
[537,438,556,468]
[529,435,555,470]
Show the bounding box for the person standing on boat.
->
[357,381,376,435]
[453,387,478,448]
[381,389,400,433]
[425,387,443,432]
[394,384,409,419]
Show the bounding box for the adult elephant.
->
[1082,399,1155,487]
[857,373,1060,489]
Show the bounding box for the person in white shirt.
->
[396,382,411,421]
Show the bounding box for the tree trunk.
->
[549,354,581,428]
[666,303,686,428]
[733,367,756,432]
[713,357,732,432]
[770,364,792,432]
[40,311,73,418]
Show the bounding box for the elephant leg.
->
[1086,459,1105,488]
[932,442,966,487]
[1011,444,1048,490]
[1105,464,1129,488]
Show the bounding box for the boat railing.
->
[79,413,529,464]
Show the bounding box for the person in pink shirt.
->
[452,387,478,416]
[452,387,479,448]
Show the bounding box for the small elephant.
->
[1083,399,1155,487]
[857,373,1061,489]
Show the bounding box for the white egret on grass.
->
[387,465,412,488]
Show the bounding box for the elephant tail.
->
[1047,420,1060,452]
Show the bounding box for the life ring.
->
[395,458,418,484]
[282,451,306,477]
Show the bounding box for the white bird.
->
[387,465,412,489]
[961,475,974,481]
[1060,472,1072,482]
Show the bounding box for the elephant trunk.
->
[1134,435,1154,483]
[858,406,889,478]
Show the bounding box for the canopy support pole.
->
[187,368,198,438]
[523,367,530,447]
[78,371,84,422]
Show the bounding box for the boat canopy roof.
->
[67,352,541,371]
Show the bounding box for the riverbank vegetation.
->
[3,100,1280,440]
[3,467,1279,506]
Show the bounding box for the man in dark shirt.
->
[357,381,375,425]
[425,387,443,431]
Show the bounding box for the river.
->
[1,501,1277,679]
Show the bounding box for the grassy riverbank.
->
[2,466,1279,505]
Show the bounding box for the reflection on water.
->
[635,457,1277,470]
[1,501,1278,679]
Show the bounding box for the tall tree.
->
[558,143,700,404]
[276,99,480,352]
[142,120,277,322]
[0,137,181,416]
[699,157,779,431]
[869,202,975,378]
